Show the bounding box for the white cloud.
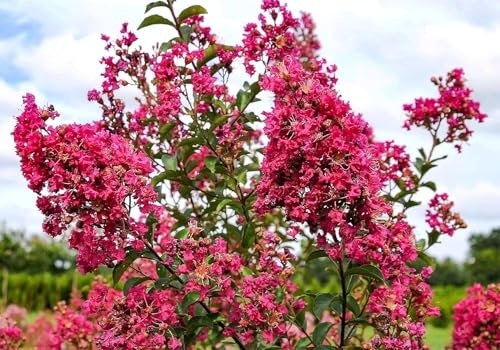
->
[454,182,500,221]
[14,34,102,103]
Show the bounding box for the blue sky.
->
[0,0,499,260]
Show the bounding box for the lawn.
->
[426,324,452,349]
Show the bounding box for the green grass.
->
[26,311,41,324]
[425,324,452,349]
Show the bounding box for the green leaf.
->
[313,293,334,320]
[345,275,357,293]
[178,5,208,23]
[178,136,202,147]
[346,295,361,316]
[123,277,149,295]
[428,229,440,246]
[345,264,385,284]
[307,250,327,262]
[155,277,174,289]
[156,261,168,278]
[404,200,421,209]
[159,38,181,52]
[421,181,437,191]
[180,25,193,42]
[295,337,312,350]
[418,148,427,160]
[347,316,370,326]
[330,297,343,315]
[161,154,178,171]
[175,227,189,239]
[186,315,213,333]
[431,155,448,163]
[236,90,251,111]
[241,266,253,277]
[294,310,306,330]
[414,157,424,173]
[421,162,437,175]
[159,121,176,141]
[209,114,230,132]
[145,1,168,13]
[418,251,435,267]
[137,14,175,30]
[312,322,333,346]
[216,198,234,212]
[197,44,217,68]
[181,291,200,313]
[416,238,426,252]
[205,156,217,173]
[113,251,140,285]
[242,222,256,249]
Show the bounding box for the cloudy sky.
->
[0,0,499,260]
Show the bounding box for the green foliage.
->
[466,228,500,285]
[424,324,453,350]
[0,225,75,274]
[293,253,340,292]
[430,285,467,328]
[428,258,468,287]
[0,271,93,310]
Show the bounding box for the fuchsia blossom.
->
[0,318,23,350]
[253,10,439,347]
[240,0,320,75]
[46,302,97,349]
[403,68,487,152]
[95,285,180,349]
[13,94,160,272]
[255,56,385,237]
[426,193,466,236]
[450,283,500,349]
[374,140,415,189]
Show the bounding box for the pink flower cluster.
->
[240,0,320,75]
[255,56,384,239]
[253,16,438,348]
[13,94,160,272]
[403,68,487,152]
[0,319,23,350]
[367,267,439,350]
[426,193,466,236]
[94,285,181,349]
[224,231,298,344]
[374,141,415,189]
[450,283,500,349]
[45,302,97,349]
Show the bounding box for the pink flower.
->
[403,68,487,152]
[426,193,466,236]
[451,283,500,349]
[13,95,160,272]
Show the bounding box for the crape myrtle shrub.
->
[6,0,491,348]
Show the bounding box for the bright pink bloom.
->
[450,283,500,349]
[426,193,466,236]
[13,94,160,272]
[403,68,487,152]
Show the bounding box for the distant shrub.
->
[0,272,93,310]
[430,285,467,328]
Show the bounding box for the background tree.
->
[0,224,74,274]
[429,258,468,287]
[466,228,500,284]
